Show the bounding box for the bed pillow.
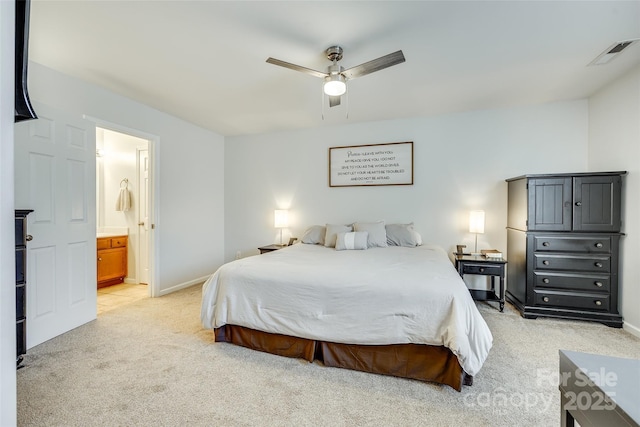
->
[301,225,326,245]
[335,231,369,251]
[386,223,421,247]
[353,221,388,248]
[324,224,353,248]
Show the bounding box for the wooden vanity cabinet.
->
[97,235,128,288]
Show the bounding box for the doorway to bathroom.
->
[96,126,153,314]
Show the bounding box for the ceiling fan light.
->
[323,75,346,96]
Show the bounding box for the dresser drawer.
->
[97,238,111,250]
[533,235,611,253]
[534,289,610,312]
[460,263,503,276]
[533,254,610,273]
[16,284,26,320]
[110,237,127,248]
[97,236,127,249]
[533,271,610,292]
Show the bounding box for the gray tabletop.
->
[560,350,640,425]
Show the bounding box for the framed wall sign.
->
[329,141,413,187]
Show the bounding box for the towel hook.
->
[120,178,129,188]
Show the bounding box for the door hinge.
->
[151,224,155,229]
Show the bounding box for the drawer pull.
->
[25,234,33,242]
[98,257,102,261]
[595,242,603,248]
[542,242,550,247]
[594,281,603,288]
[542,278,550,284]
[479,268,485,273]
[575,201,582,206]
[542,260,550,266]
[594,262,603,268]
[542,296,550,303]
[595,300,602,306]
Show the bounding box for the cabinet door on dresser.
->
[527,177,572,231]
[573,175,622,232]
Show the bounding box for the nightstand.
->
[454,254,507,312]
[258,244,286,254]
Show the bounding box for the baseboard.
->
[124,278,137,284]
[623,321,640,338]
[157,274,211,296]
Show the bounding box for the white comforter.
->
[201,244,493,376]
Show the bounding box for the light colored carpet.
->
[17,284,640,426]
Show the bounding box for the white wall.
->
[28,62,226,294]
[224,101,589,263]
[0,2,17,424]
[588,65,640,336]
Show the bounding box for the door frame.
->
[85,116,159,297]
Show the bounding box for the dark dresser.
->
[506,172,625,327]
[15,209,32,367]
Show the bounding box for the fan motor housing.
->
[326,46,344,62]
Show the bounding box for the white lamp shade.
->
[469,210,485,234]
[274,209,289,228]
[323,75,346,96]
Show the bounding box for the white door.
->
[14,102,97,349]
[137,148,150,285]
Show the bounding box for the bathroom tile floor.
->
[97,283,148,315]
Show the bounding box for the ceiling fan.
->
[266,46,405,107]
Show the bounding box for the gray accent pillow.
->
[324,224,353,248]
[335,231,369,251]
[386,223,420,247]
[353,221,388,248]
[301,225,326,245]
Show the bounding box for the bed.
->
[201,228,493,391]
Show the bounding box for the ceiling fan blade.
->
[342,50,405,80]
[266,57,328,79]
[329,96,341,108]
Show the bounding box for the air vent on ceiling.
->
[588,39,639,66]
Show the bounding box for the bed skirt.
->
[214,324,470,391]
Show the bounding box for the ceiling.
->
[28,1,640,137]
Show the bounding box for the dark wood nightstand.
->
[258,244,286,254]
[454,254,507,312]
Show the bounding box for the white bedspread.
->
[200,244,493,376]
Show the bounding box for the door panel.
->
[15,102,97,349]
[528,178,572,231]
[137,148,149,285]
[573,176,621,232]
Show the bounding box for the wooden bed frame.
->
[214,324,472,391]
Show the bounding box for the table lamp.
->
[274,209,289,245]
[469,210,485,255]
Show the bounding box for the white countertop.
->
[97,233,127,238]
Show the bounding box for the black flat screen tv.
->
[14,0,37,123]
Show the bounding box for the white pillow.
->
[386,223,420,247]
[324,224,353,248]
[353,221,388,248]
[301,225,326,245]
[335,231,369,251]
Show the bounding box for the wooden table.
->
[258,244,286,254]
[454,254,507,312]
